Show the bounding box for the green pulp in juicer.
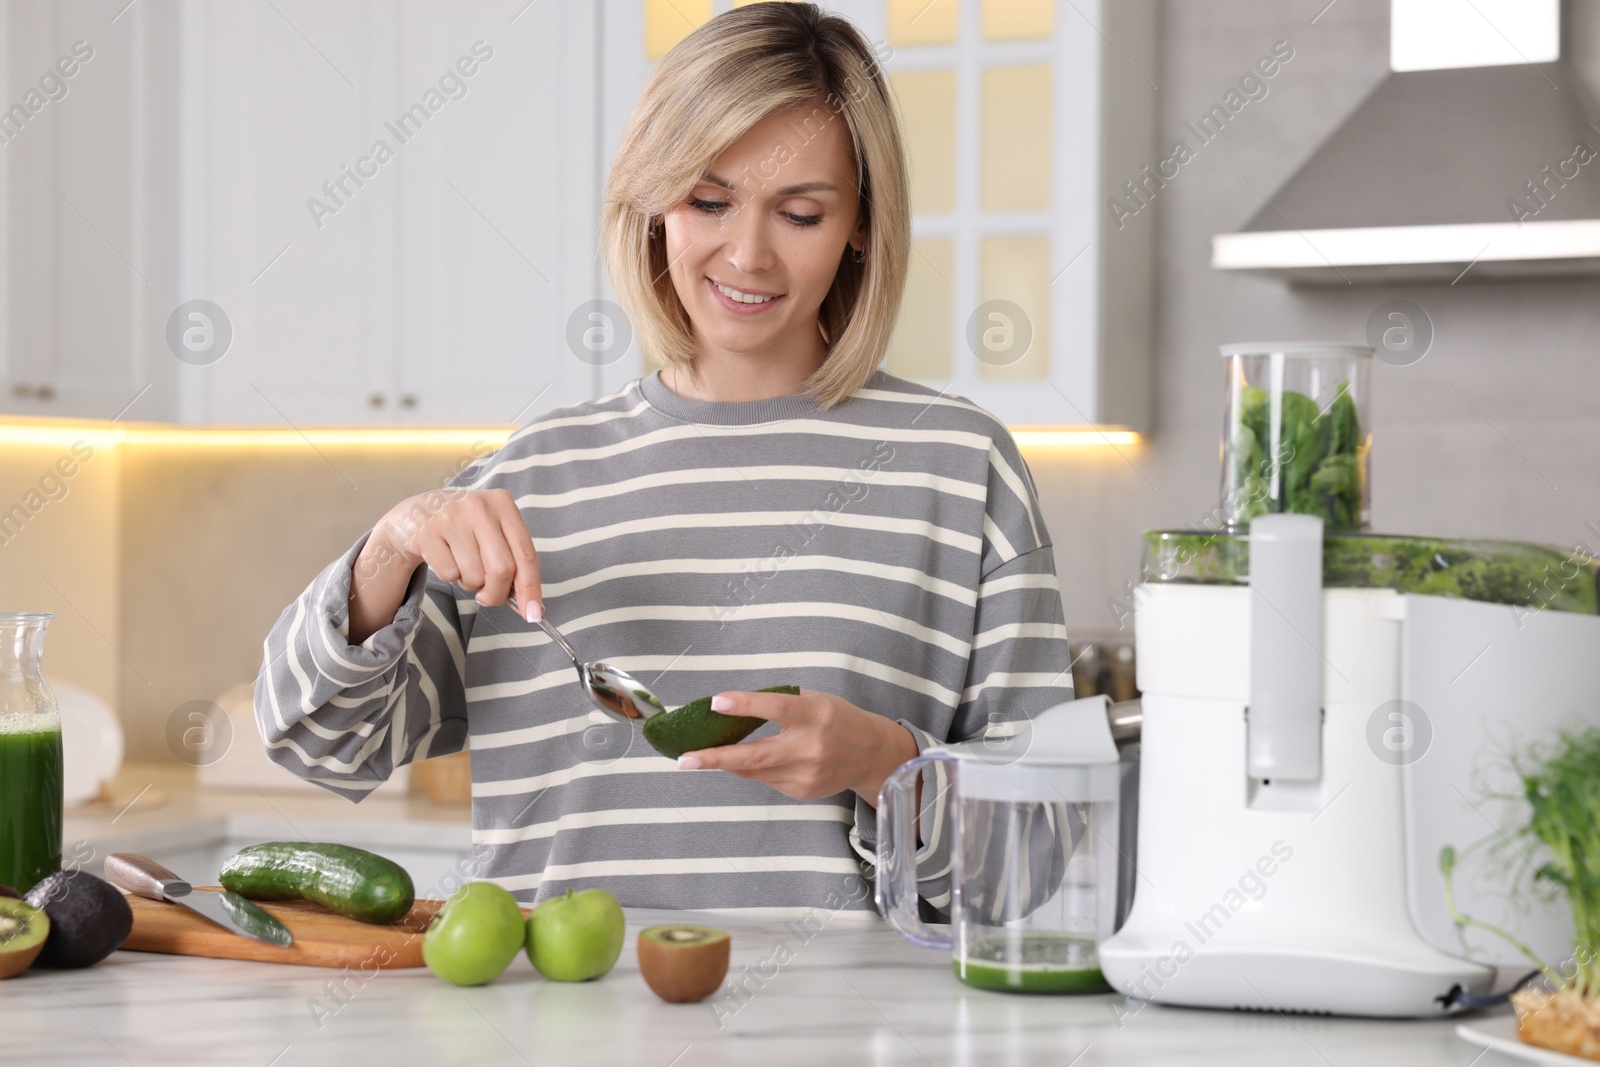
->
[954,934,1111,994]
[1143,531,1599,616]
[0,725,63,893]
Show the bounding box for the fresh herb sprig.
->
[1442,727,1600,997]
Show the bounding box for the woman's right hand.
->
[349,488,542,643]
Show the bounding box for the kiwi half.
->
[637,924,731,1003]
[0,898,51,979]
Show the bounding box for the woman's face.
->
[662,102,867,369]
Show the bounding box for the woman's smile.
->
[706,275,786,315]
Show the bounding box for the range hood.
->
[1213,0,1600,284]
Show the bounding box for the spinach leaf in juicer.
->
[1232,382,1364,529]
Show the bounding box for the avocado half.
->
[637,924,731,1002]
[641,684,799,760]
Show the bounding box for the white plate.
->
[50,678,124,807]
[1457,1014,1595,1065]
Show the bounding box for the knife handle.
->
[105,853,191,900]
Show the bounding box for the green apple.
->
[526,887,625,981]
[423,882,527,986]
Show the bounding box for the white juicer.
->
[1097,515,1600,1016]
[1096,339,1599,1016]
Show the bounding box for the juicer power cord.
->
[1435,969,1544,1013]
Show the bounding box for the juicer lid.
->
[932,695,1120,767]
[1218,341,1374,358]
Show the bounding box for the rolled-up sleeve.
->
[253,531,472,801]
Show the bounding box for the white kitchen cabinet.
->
[598,0,1156,431]
[0,0,172,422]
[182,0,401,425]
[185,0,600,425]
[1,0,600,426]
[390,1,601,425]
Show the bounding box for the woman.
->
[254,2,1074,919]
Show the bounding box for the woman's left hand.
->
[677,689,920,805]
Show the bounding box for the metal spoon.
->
[505,596,668,724]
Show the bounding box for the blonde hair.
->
[601,2,910,408]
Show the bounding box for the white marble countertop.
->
[2,764,1526,1066]
[4,907,1524,1067]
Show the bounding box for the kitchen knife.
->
[104,852,294,947]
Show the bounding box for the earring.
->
[852,246,866,264]
[648,215,661,238]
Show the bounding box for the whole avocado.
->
[25,870,133,968]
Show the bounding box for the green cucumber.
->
[642,684,799,760]
[219,842,415,924]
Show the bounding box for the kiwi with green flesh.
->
[25,870,133,968]
[0,898,51,978]
[642,685,799,760]
[637,925,731,1002]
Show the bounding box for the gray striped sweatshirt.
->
[253,370,1075,917]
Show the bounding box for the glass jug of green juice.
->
[0,613,63,892]
[877,697,1122,993]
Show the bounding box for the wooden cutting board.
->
[120,888,454,969]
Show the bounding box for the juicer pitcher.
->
[875,697,1122,993]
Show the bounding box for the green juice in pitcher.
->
[0,722,63,892]
[0,613,64,893]
[955,933,1111,994]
